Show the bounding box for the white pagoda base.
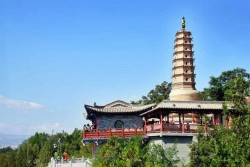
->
[169,89,199,101]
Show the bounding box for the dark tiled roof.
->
[85,100,156,114]
[140,100,232,116]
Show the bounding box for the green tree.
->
[63,129,84,157]
[224,75,250,116]
[131,81,171,104]
[189,76,250,167]
[0,146,14,154]
[146,144,180,167]
[0,129,87,167]
[0,148,16,167]
[16,142,28,167]
[82,143,92,158]
[201,68,249,101]
[26,143,39,167]
[36,142,52,167]
[92,136,180,167]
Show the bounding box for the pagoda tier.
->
[169,18,199,101]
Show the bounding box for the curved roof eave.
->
[140,100,233,116]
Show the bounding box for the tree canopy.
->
[131,81,171,105]
[201,68,250,101]
[0,129,91,167]
[189,75,250,167]
[92,136,180,167]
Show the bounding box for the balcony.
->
[146,123,208,133]
[83,127,145,139]
[82,123,226,140]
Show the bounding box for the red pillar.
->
[143,117,147,134]
[178,113,181,126]
[205,122,207,133]
[212,114,215,125]
[171,114,174,123]
[226,117,229,129]
[95,119,98,129]
[82,129,85,138]
[192,114,195,123]
[160,111,163,133]
[122,128,124,136]
[109,127,112,137]
[96,127,98,137]
[182,113,185,133]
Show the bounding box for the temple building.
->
[83,100,155,155]
[82,18,231,164]
[84,100,155,131]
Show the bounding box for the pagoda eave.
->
[173,58,194,62]
[174,37,193,42]
[175,31,191,36]
[174,50,194,54]
[172,65,195,70]
[174,44,193,48]
[172,73,195,77]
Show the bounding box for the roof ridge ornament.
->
[182,17,186,30]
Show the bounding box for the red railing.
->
[146,123,210,133]
[82,123,222,139]
[83,127,145,139]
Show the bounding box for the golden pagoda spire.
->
[182,17,186,29]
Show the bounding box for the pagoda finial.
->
[182,17,186,29]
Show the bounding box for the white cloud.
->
[29,122,63,134]
[0,122,64,136]
[0,95,44,111]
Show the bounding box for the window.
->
[186,70,188,73]
[185,55,188,57]
[114,120,124,129]
[185,48,188,50]
[185,78,188,81]
[185,41,187,43]
[186,62,188,65]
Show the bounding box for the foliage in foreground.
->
[0,129,92,167]
[189,75,250,167]
[92,136,180,167]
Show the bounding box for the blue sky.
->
[0,0,249,136]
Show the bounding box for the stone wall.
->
[97,114,143,130]
[150,136,195,165]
